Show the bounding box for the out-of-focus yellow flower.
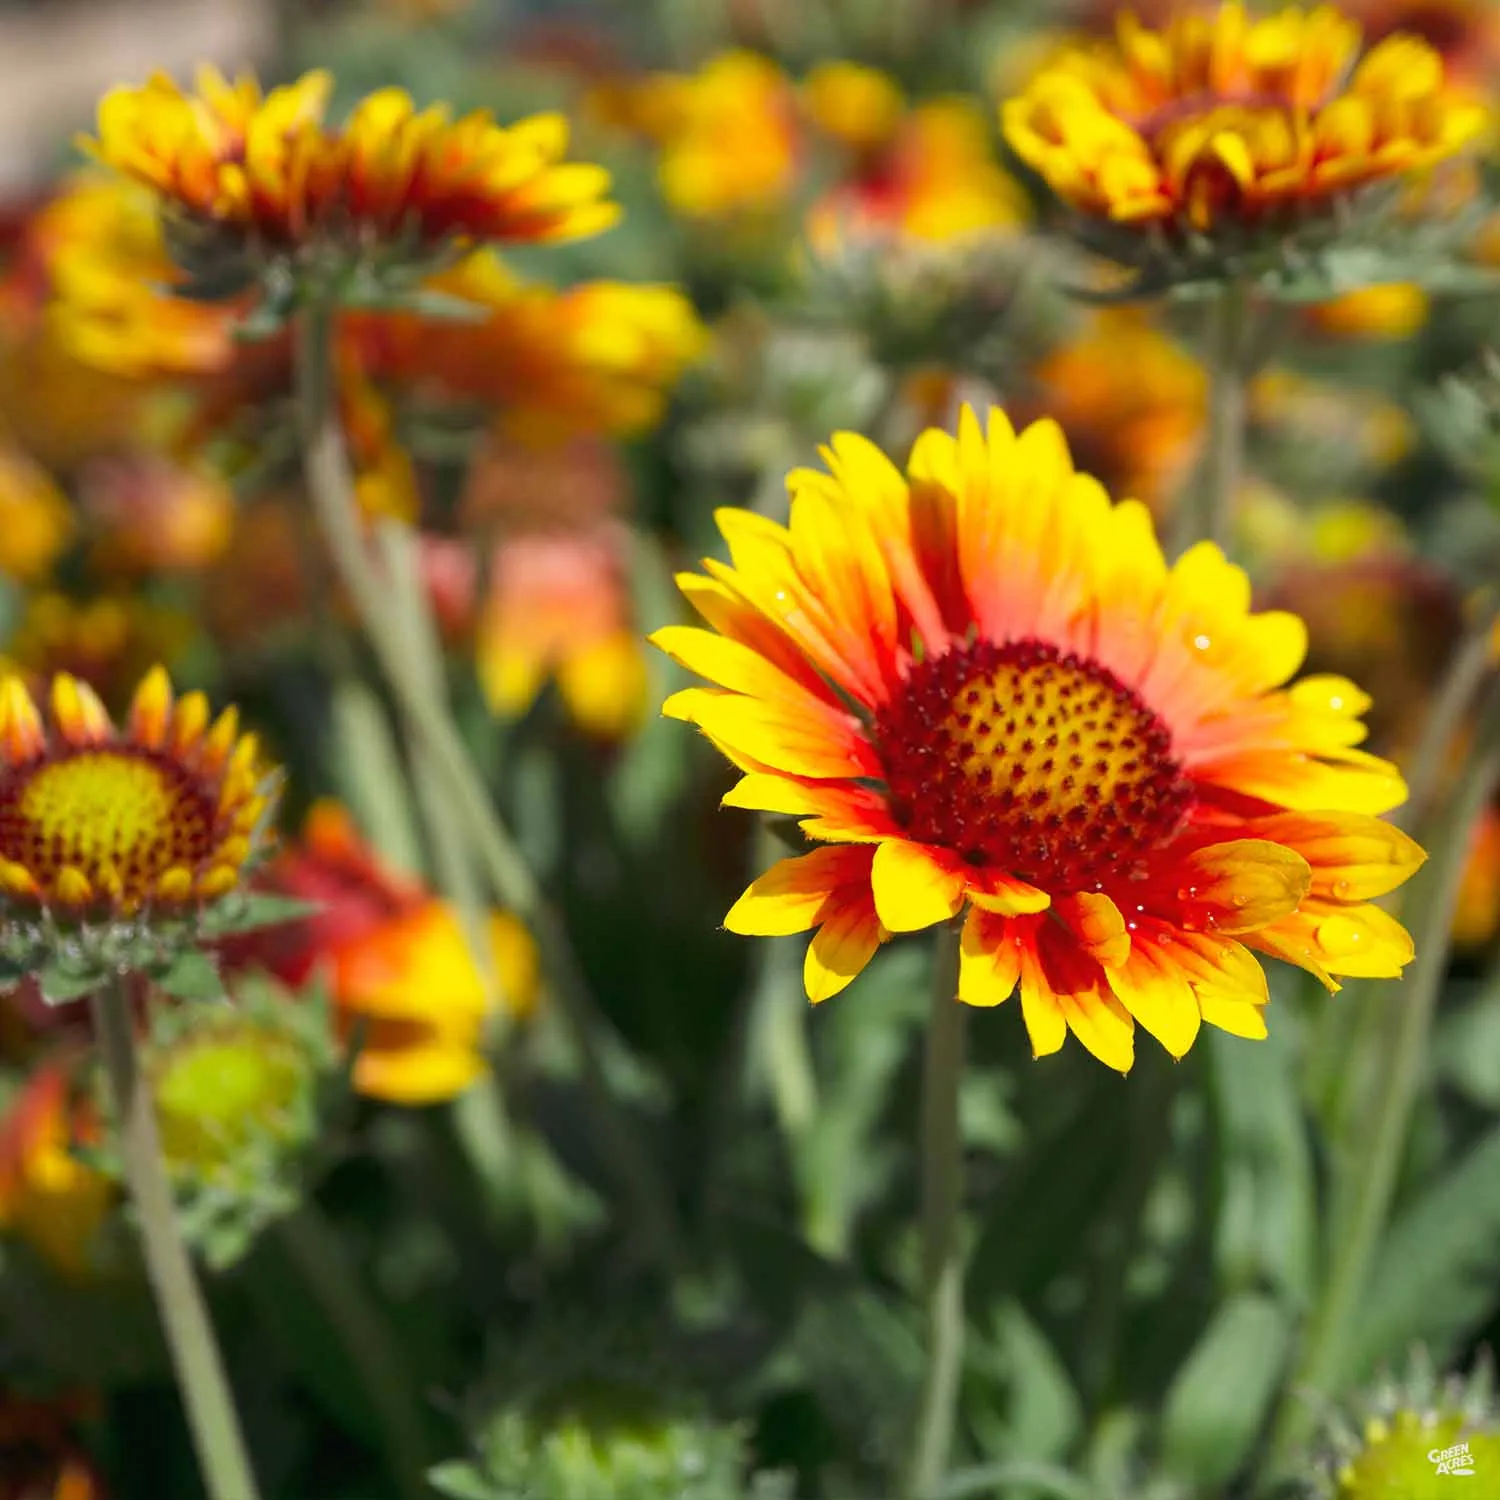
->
[0,667,269,916]
[807,97,1029,251]
[85,68,619,255]
[1002,3,1485,235]
[352,252,706,445]
[79,452,234,575]
[0,1062,112,1277]
[640,52,801,221]
[36,175,236,378]
[0,591,195,715]
[1022,309,1205,516]
[477,512,646,741]
[1306,282,1431,339]
[1350,0,1500,87]
[0,443,73,583]
[802,61,905,152]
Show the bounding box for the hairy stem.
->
[903,928,968,1500]
[91,977,261,1500]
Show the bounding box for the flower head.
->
[656,406,1424,1068]
[0,444,73,584]
[1002,3,1485,243]
[85,67,619,265]
[0,1388,106,1500]
[0,666,268,918]
[229,803,539,1104]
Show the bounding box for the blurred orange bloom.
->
[1022,309,1205,517]
[634,52,801,221]
[1453,805,1500,948]
[1304,282,1431,339]
[77,452,234,576]
[232,803,539,1105]
[807,96,1028,252]
[0,1388,105,1500]
[0,1062,112,1277]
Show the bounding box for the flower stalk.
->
[292,298,677,1258]
[90,974,262,1500]
[1179,277,1251,556]
[904,926,968,1500]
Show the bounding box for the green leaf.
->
[1207,1026,1316,1305]
[152,949,225,1003]
[1347,1122,1500,1381]
[936,1462,1099,1500]
[1159,1291,1291,1487]
[37,962,105,1006]
[966,1301,1084,1468]
[425,1461,498,1500]
[199,894,318,939]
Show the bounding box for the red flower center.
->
[874,637,1194,890]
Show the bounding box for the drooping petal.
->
[870,840,967,933]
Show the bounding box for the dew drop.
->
[1192,633,1212,652]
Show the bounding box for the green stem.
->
[90,977,261,1500]
[903,927,968,1500]
[277,1207,430,1500]
[1178,279,1251,556]
[292,302,677,1259]
[1273,679,1500,1461]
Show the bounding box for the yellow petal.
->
[869,840,967,933]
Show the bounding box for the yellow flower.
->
[656,405,1424,1067]
[0,666,268,915]
[0,442,74,583]
[1002,2,1485,235]
[0,1061,113,1277]
[1306,281,1431,338]
[85,67,619,255]
[643,52,801,221]
[36,175,236,378]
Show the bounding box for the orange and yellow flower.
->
[1305,281,1431,338]
[1002,2,1485,236]
[656,406,1424,1069]
[0,667,268,916]
[85,67,619,255]
[806,96,1029,252]
[0,1388,106,1500]
[348,252,706,445]
[235,803,539,1104]
[0,1061,112,1277]
[635,52,801,221]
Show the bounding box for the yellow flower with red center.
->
[0,667,267,915]
[1022,309,1206,516]
[655,406,1425,1069]
[0,1061,113,1276]
[85,67,619,255]
[1002,2,1485,236]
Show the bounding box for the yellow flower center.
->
[875,636,1194,890]
[0,748,215,905]
[154,1027,304,1175]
